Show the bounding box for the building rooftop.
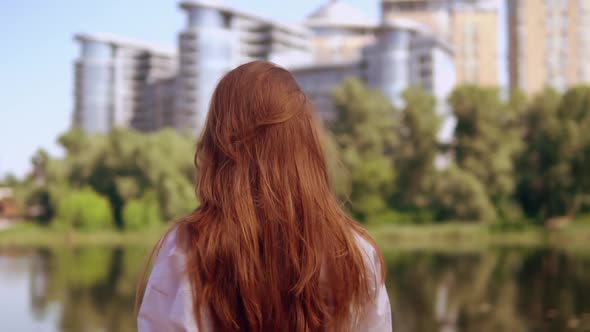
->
[381,18,433,34]
[383,0,499,11]
[180,0,311,36]
[305,0,377,29]
[452,0,499,11]
[74,33,176,56]
[289,59,360,73]
[379,19,454,54]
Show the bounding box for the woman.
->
[136,61,392,331]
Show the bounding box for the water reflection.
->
[2,247,590,331]
[385,249,590,332]
[22,247,147,332]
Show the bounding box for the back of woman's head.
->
[156,61,382,331]
[196,61,330,212]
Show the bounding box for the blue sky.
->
[0,0,378,178]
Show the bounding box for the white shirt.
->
[138,229,392,331]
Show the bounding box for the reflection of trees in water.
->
[386,249,590,332]
[26,246,590,332]
[30,246,149,332]
[517,250,590,331]
[30,248,52,319]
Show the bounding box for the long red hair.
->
[137,61,384,331]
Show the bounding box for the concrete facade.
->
[508,0,590,94]
[73,33,176,133]
[73,0,461,135]
[176,1,313,135]
[382,0,500,86]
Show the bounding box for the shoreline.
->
[0,223,165,248]
[370,223,590,252]
[2,222,590,251]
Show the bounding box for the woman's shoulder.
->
[352,230,379,260]
[353,231,376,254]
[351,229,384,283]
[149,226,187,282]
[138,225,201,331]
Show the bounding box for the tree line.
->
[5,80,590,230]
[330,80,590,225]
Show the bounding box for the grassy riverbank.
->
[2,221,590,251]
[0,222,166,247]
[370,222,590,252]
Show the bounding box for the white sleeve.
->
[354,236,393,332]
[137,230,202,332]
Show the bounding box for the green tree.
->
[449,86,522,219]
[516,86,590,219]
[122,191,161,231]
[514,88,561,220]
[555,86,590,215]
[142,129,196,220]
[55,188,114,230]
[322,131,351,200]
[393,88,440,214]
[0,173,18,186]
[430,166,497,222]
[35,128,197,227]
[331,79,398,222]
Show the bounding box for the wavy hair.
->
[136,61,384,331]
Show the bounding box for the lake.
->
[1,246,590,332]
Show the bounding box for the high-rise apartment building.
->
[508,0,590,94]
[176,1,313,135]
[364,20,455,108]
[293,62,363,121]
[292,0,376,120]
[137,77,177,131]
[73,0,462,136]
[73,33,176,133]
[382,0,500,86]
[382,0,452,37]
[305,0,377,64]
[293,2,455,122]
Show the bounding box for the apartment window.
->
[578,5,590,29]
[222,13,232,29]
[547,65,560,77]
[394,2,427,11]
[82,41,112,59]
[579,14,590,27]
[545,13,568,30]
[188,8,224,28]
[579,36,590,56]
[545,36,566,50]
[463,21,477,36]
[546,52,567,68]
[462,57,479,83]
[465,70,477,83]
[462,22,478,56]
[420,68,432,78]
[549,76,567,92]
[545,0,567,10]
[419,54,431,65]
